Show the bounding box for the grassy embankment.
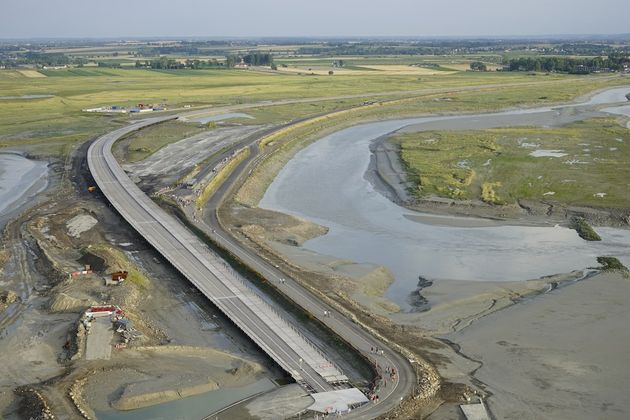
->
[195,147,251,210]
[235,78,629,209]
[88,244,150,289]
[1,65,626,159]
[597,256,629,272]
[390,118,630,208]
[570,217,602,241]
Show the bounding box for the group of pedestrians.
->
[370,346,384,355]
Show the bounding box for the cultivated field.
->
[2,65,625,157]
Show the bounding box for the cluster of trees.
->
[135,52,273,70]
[505,53,629,73]
[135,57,223,69]
[298,44,438,56]
[225,53,274,67]
[296,40,541,57]
[469,61,488,71]
[97,61,121,68]
[0,51,70,67]
[136,46,202,57]
[537,43,630,56]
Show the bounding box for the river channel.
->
[260,87,630,309]
[0,153,49,229]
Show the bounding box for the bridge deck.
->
[87,119,347,392]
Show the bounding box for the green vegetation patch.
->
[597,256,629,272]
[88,245,150,289]
[116,120,207,162]
[390,118,630,208]
[570,217,602,241]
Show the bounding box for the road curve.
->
[89,113,417,418]
[199,128,418,417]
[87,117,352,394]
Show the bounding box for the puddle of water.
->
[0,154,49,227]
[529,149,568,157]
[602,104,630,126]
[0,94,53,100]
[584,87,630,105]
[96,378,275,420]
[192,113,254,124]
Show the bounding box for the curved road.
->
[88,114,416,418]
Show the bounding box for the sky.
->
[1,0,630,39]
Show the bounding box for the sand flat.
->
[449,271,630,419]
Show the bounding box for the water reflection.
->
[260,88,630,308]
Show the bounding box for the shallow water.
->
[529,149,568,157]
[0,94,53,100]
[583,86,630,105]
[260,87,630,309]
[0,154,49,226]
[96,378,275,420]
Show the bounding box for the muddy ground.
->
[218,101,630,418]
[0,141,283,419]
[225,176,630,419]
[122,124,270,193]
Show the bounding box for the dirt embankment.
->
[1,163,271,419]
[233,206,328,246]
[80,346,265,412]
[0,290,18,312]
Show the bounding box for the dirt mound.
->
[113,377,219,410]
[48,292,95,313]
[234,206,327,246]
[82,346,266,412]
[66,214,98,238]
[0,290,19,312]
[1,289,18,304]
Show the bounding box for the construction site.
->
[0,118,389,420]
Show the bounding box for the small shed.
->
[308,388,368,414]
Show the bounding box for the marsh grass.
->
[391,118,630,208]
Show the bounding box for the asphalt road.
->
[89,111,417,418]
[197,128,418,418]
[87,117,346,394]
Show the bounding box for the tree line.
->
[0,51,70,67]
[505,53,628,73]
[135,57,223,69]
[137,53,273,70]
[225,53,274,67]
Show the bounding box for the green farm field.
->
[0,65,627,157]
